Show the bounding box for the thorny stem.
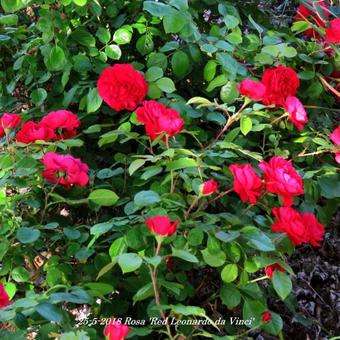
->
[204,100,250,150]
[165,136,175,193]
[150,241,174,340]
[185,196,200,219]
[318,75,340,98]
[271,112,289,126]
[248,275,268,284]
[298,148,339,157]
[193,188,233,216]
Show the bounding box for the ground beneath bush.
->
[260,213,340,339]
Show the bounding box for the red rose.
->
[145,215,178,236]
[0,283,10,308]
[272,207,325,247]
[294,1,329,38]
[0,113,21,137]
[265,264,285,279]
[201,179,218,195]
[325,18,340,43]
[261,311,272,323]
[236,79,266,101]
[229,164,263,204]
[41,110,80,140]
[261,65,300,106]
[302,212,325,247]
[259,156,304,206]
[97,64,148,111]
[135,100,184,140]
[104,319,129,340]
[284,96,308,131]
[41,152,89,187]
[16,121,55,144]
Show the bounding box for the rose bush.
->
[0,1,339,339]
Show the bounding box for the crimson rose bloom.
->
[0,113,21,137]
[261,65,300,106]
[229,164,263,204]
[261,311,272,323]
[272,207,325,247]
[145,215,178,236]
[136,100,184,140]
[294,1,329,38]
[284,96,308,131]
[16,121,54,144]
[104,319,129,340]
[97,64,148,111]
[0,283,9,308]
[41,152,89,187]
[259,156,304,206]
[330,125,340,163]
[265,264,285,279]
[236,79,266,101]
[302,212,326,247]
[325,18,340,43]
[201,179,218,195]
[41,110,80,140]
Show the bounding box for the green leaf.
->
[220,284,241,309]
[1,0,24,13]
[16,227,40,244]
[240,116,252,136]
[48,45,66,71]
[262,312,283,336]
[88,189,119,206]
[221,264,238,283]
[60,331,90,340]
[129,159,146,176]
[118,253,143,273]
[71,28,96,47]
[166,157,196,170]
[318,175,340,199]
[136,34,154,56]
[171,304,205,316]
[97,261,116,279]
[243,229,275,251]
[163,12,186,33]
[96,27,111,44]
[4,282,16,299]
[272,271,292,300]
[171,248,199,263]
[206,74,227,92]
[35,303,64,322]
[220,81,238,104]
[109,237,127,258]
[113,28,132,45]
[90,222,114,236]
[201,248,226,267]
[242,299,264,327]
[171,51,190,78]
[0,14,18,25]
[84,282,113,296]
[156,77,176,93]
[145,66,163,82]
[134,190,160,207]
[203,60,217,82]
[11,267,29,282]
[105,44,122,60]
[87,88,102,113]
[73,0,87,6]
[143,1,175,16]
[133,283,154,304]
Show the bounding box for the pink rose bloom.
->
[330,125,340,164]
[325,18,340,43]
[41,152,89,188]
[104,319,130,340]
[0,113,21,137]
[284,96,308,131]
[201,179,218,195]
[236,79,266,101]
[259,156,304,206]
[229,164,263,204]
[0,283,10,308]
